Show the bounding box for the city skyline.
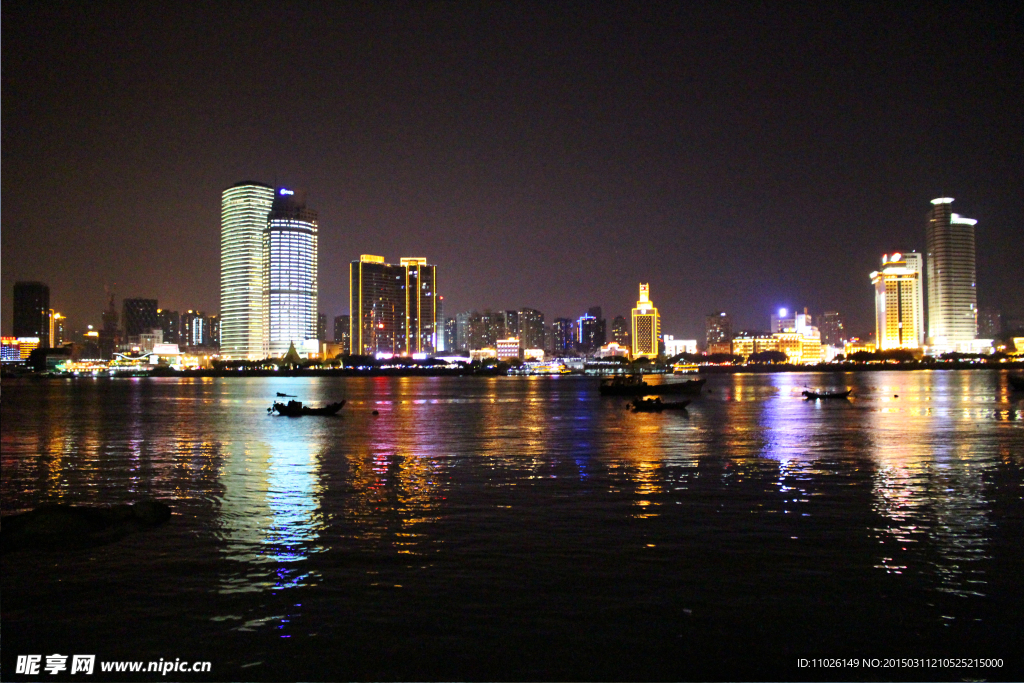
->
[2,5,1022,339]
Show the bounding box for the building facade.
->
[704,312,731,350]
[401,257,438,354]
[122,298,159,339]
[350,255,405,356]
[819,311,845,348]
[220,181,274,359]
[871,252,923,350]
[13,281,50,347]
[263,189,318,358]
[926,198,977,349]
[631,284,660,359]
[518,308,545,350]
[157,309,180,344]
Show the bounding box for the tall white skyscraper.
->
[220,182,274,360]
[925,198,977,350]
[871,252,923,350]
[263,188,318,358]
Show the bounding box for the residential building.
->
[819,311,845,347]
[611,315,630,346]
[519,308,545,350]
[157,309,180,344]
[552,318,574,356]
[926,197,978,350]
[978,307,1002,339]
[401,257,438,354]
[704,311,731,350]
[220,181,274,359]
[334,315,350,354]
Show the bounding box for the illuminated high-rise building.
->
[401,257,437,354]
[871,252,923,350]
[263,188,318,358]
[704,311,732,349]
[926,198,977,348]
[13,281,50,347]
[631,283,660,359]
[220,181,274,359]
[157,309,180,344]
[519,308,545,350]
[611,315,630,346]
[552,318,573,356]
[350,255,405,356]
[819,311,845,347]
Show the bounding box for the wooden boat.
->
[646,378,706,395]
[276,392,296,397]
[270,399,345,416]
[1009,375,1024,392]
[599,375,650,396]
[630,397,691,412]
[801,389,852,400]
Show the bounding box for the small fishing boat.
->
[1009,375,1024,392]
[630,397,691,412]
[277,392,296,397]
[801,389,852,400]
[270,400,345,416]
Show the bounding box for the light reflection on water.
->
[2,371,1022,676]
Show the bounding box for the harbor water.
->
[2,371,1022,681]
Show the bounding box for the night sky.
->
[3,3,1022,339]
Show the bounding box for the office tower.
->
[445,317,457,353]
[13,281,50,347]
[631,283,660,359]
[122,298,159,339]
[586,306,606,348]
[181,310,209,347]
[263,188,318,358]
[978,307,1002,339]
[552,318,573,356]
[350,255,405,356]
[704,312,732,349]
[611,315,630,346]
[401,257,437,354]
[519,308,545,350]
[926,197,978,348]
[819,311,845,348]
[871,252,924,350]
[157,309,180,344]
[576,311,604,354]
[220,181,274,359]
[333,315,350,354]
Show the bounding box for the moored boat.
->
[801,389,852,400]
[270,399,345,416]
[630,397,691,412]
[599,375,649,396]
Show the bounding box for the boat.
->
[1009,375,1024,392]
[630,397,691,412]
[599,375,650,396]
[270,399,345,416]
[646,378,706,395]
[276,392,296,397]
[801,389,852,400]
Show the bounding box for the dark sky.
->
[3,2,1022,339]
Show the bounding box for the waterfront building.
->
[455,312,472,352]
[317,313,327,342]
[157,309,180,344]
[518,308,545,350]
[820,311,845,347]
[496,337,521,360]
[596,342,629,358]
[401,257,438,354]
[978,307,1002,339]
[122,298,159,339]
[263,188,318,358]
[220,181,274,359]
[631,284,660,360]
[13,281,50,348]
[350,255,405,356]
[704,312,731,350]
[926,198,978,350]
[333,315,351,354]
[663,336,697,356]
[611,315,630,346]
[575,313,602,354]
[502,310,520,339]
[444,317,456,353]
[436,296,446,352]
[552,318,574,356]
[208,315,220,348]
[181,310,209,348]
[871,252,924,350]
[48,311,67,347]
[731,333,778,358]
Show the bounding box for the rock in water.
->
[0,500,172,553]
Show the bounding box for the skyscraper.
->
[122,298,159,339]
[157,309,180,344]
[220,181,274,359]
[926,198,977,349]
[13,281,50,347]
[552,318,573,356]
[350,255,405,356]
[611,315,630,346]
[631,283,660,359]
[819,311,845,348]
[401,257,438,354]
[263,188,318,358]
[334,315,351,353]
[519,308,545,350]
[704,312,732,350]
[871,252,923,350]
